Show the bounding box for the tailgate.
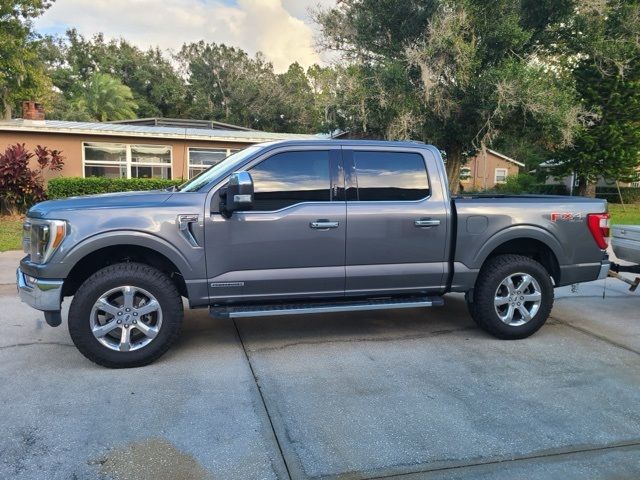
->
[612,225,640,263]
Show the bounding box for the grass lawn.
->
[0,216,23,252]
[608,204,640,226]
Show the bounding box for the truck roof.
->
[259,138,437,149]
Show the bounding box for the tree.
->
[177,42,324,133]
[549,1,640,196]
[42,30,187,119]
[71,72,137,122]
[0,0,53,119]
[315,0,582,192]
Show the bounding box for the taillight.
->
[587,213,610,249]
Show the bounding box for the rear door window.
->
[352,151,430,201]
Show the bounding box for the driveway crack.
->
[249,327,477,353]
[0,341,74,350]
[552,315,640,356]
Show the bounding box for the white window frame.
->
[188,147,237,178]
[494,168,508,184]
[82,142,172,179]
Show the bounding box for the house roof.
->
[486,149,525,167]
[107,117,254,131]
[0,119,318,143]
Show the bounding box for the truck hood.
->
[28,190,174,218]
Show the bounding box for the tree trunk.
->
[446,145,463,194]
[2,101,11,120]
[575,175,596,197]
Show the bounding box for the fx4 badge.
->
[550,212,583,222]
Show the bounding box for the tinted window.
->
[353,151,429,201]
[250,151,331,211]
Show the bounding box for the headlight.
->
[23,219,67,264]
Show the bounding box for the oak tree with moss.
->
[315,0,582,192]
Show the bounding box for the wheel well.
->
[484,238,560,284]
[62,245,188,298]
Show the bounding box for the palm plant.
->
[73,72,137,122]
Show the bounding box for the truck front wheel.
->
[469,254,554,339]
[68,262,183,368]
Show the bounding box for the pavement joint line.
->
[231,318,294,480]
[361,439,640,480]
[555,294,631,300]
[551,315,640,356]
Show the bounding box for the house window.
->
[83,142,172,179]
[494,168,508,184]
[188,147,239,178]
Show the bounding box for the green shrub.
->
[47,177,182,199]
[596,186,640,204]
[494,174,537,194]
[466,174,570,196]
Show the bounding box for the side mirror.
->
[220,171,254,217]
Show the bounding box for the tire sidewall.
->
[69,264,182,367]
[474,255,554,339]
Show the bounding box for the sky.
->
[35,0,337,72]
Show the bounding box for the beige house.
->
[460,149,524,190]
[0,108,316,183]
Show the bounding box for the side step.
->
[210,296,444,319]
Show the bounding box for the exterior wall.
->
[460,151,520,190]
[0,131,250,182]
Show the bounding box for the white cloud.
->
[35,0,336,72]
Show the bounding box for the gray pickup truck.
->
[17,140,611,367]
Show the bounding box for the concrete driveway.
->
[1,250,640,479]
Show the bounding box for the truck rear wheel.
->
[470,254,554,339]
[68,262,183,368]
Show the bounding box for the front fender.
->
[21,230,202,281]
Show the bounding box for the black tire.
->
[472,254,554,339]
[68,262,183,368]
[465,291,479,325]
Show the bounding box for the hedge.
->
[596,186,640,204]
[47,177,183,199]
[531,184,570,195]
[463,184,570,195]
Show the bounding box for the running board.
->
[210,296,444,319]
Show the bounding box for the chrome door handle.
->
[415,218,440,227]
[310,220,340,229]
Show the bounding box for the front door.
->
[344,148,449,295]
[205,147,346,303]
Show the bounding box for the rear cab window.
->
[349,150,430,201]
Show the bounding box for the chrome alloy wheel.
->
[493,273,542,327]
[90,286,163,352]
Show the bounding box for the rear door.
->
[205,147,346,302]
[344,147,449,295]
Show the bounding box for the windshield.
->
[178,146,263,192]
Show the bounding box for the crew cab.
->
[17,140,611,367]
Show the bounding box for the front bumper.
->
[16,267,63,312]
